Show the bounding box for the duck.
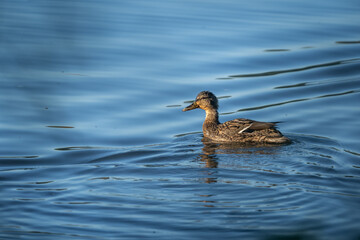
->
[182,91,291,144]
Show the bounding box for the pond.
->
[1,0,360,239]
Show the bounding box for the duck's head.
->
[182,91,218,112]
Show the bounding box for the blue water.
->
[1,0,360,239]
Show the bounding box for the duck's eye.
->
[197,97,210,101]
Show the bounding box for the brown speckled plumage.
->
[183,91,290,144]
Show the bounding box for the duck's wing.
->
[248,120,278,130]
[219,118,278,134]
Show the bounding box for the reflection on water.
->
[1,0,360,239]
[198,141,288,184]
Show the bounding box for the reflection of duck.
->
[183,91,291,144]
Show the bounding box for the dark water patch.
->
[0,156,39,159]
[344,149,360,157]
[275,82,307,89]
[264,49,290,52]
[165,104,182,108]
[54,146,111,151]
[274,76,360,90]
[336,40,360,44]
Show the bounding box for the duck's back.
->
[205,118,290,144]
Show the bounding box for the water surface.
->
[1,0,360,239]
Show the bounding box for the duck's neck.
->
[203,108,220,138]
[204,108,220,125]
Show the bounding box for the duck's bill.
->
[182,102,198,112]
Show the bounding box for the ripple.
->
[222,89,360,114]
[336,40,360,44]
[227,58,360,78]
